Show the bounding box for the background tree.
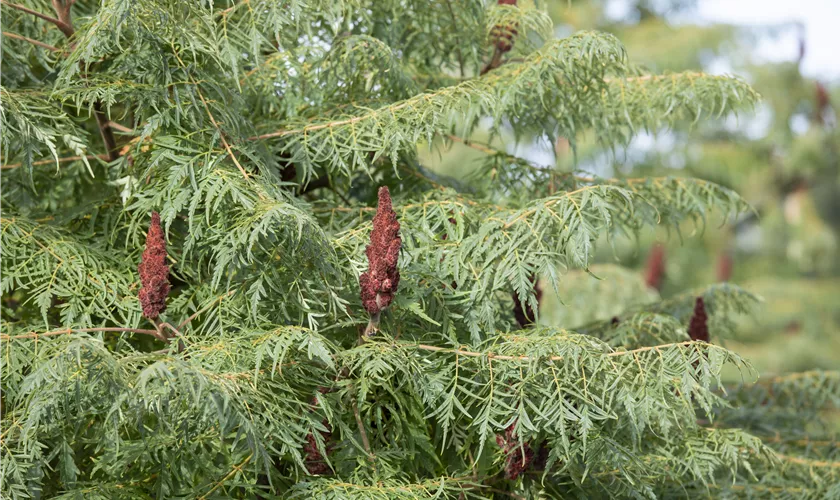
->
[1,1,838,499]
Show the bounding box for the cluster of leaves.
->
[2,0,838,498]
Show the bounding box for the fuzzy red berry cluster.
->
[495,421,548,480]
[512,274,542,328]
[687,297,709,343]
[138,212,170,320]
[359,186,401,316]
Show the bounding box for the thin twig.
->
[1,31,60,51]
[157,321,183,339]
[776,453,840,468]
[443,0,466,77]
[480,47,504,76]
[1,1,73,37]
[1,154,108,170]
[197,453,252,500]
[177,291,235,330]
[248,100,414,141]
[93,103,119,161]
[761,435,839,447]
[2,327,167,342]
[107,121,135,134]
[170,44,250,180]
[351,397,377,473]
[414,340,699,362]
[762,370,840,384]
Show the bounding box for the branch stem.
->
[177,291,235,330]
[351,397,376,473]
[1,1,73,37]
[1,154,109,170]
[94,102,119,161]
[2,327,167,342]
[1,31,60,51]
[414,340,700,362]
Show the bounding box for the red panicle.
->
[512,275,542,328]
[359,187,402,315]
[644,244,666,291]
[688,297,710,343]
[138,212,170,320]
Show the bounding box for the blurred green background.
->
[420,0,840,378]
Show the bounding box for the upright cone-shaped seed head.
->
[360,187,401,316]
[688,297,709,343]
[138,212,170,320]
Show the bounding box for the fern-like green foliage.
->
[2,1,837,498]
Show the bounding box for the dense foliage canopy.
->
[1,0,838,498]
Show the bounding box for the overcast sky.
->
[696,0,840,80]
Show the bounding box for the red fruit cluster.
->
[360,186,401,315]
[138,212,170,320]
[688,297,709,343]
[496,421,548,480]
[512,275,542,328]
[644,244,666,291]
[491,0,519,53]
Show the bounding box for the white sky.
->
[696,0,840,80]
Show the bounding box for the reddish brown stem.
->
[480,48,504,76]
